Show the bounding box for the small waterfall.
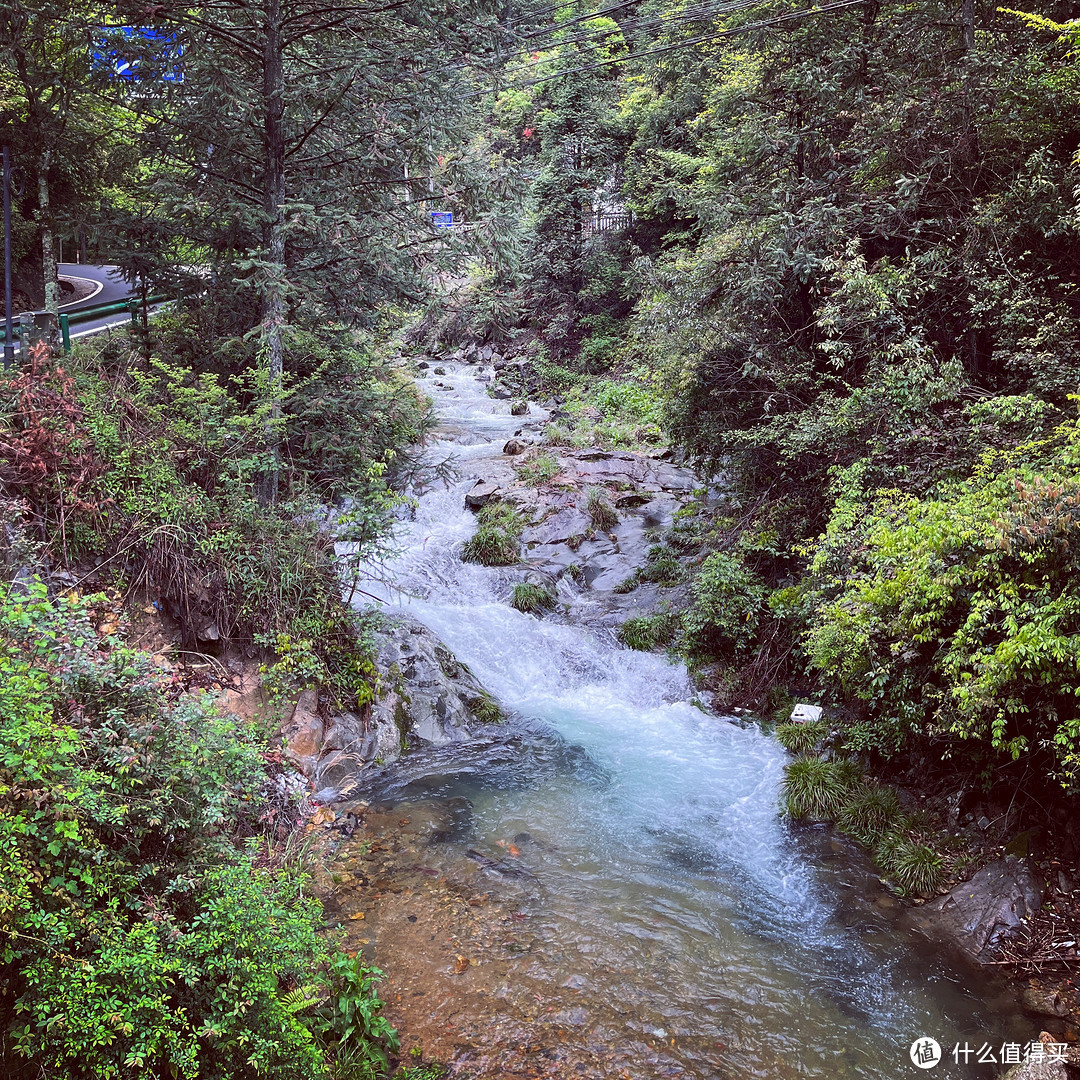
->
[348,361,1025,1079]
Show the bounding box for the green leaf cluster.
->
[0,584,395,1078]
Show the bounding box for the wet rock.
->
[433,366,446,375]
[1001,1036,1069,1080]
[554,1007,590,1026]
[465,480,501,510]
[1021,985,1070,1018]
[909,855,1044,963]
[510,400,528,416]
[289,617,508,792]
[491,385,514,399]
[416,360,429,369]
[522,506,592,547]
[370,616,502,754]
[503,438,528,455]
[559,448,697,495]
[282,689,326,776]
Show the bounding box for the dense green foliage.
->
[804,422,1080,788]
[0,332,428,709]
[0,585,396,1078]
[470,0,1080,837]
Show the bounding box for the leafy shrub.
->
[312,952,399,1076]
[0,584,396,1079]
[775,719,827,756]
[617,613,678,651]
[638,544,684,586]
[462,502,523,566]
[585,486,618,530]
[804,424,1080,785]
[681,551,765,657]
[511,582,556,614]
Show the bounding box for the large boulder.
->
[465,480,501,509]
[371,616,500,751]
[910,855,1044,963]
[281,617,506,799]
[1000,1035,1069,1080]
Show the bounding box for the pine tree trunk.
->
[258,0,286,507]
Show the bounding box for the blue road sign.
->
[92,27,183,83]
[430,211,453,228]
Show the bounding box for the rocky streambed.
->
[275,356,1067,1079]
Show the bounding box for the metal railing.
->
[1,295,166,353]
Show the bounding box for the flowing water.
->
[339,362,1027,1079]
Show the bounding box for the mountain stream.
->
[329,360,1028,1080]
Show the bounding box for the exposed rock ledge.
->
[280,615,503,800]
[908,855,1044,964]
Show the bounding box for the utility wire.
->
[432,0,777,79]
[501,0,764,67]
[464,0,869,96]
[516,0,642,40]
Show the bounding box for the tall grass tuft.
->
[782,757,862,819]
[585,486,618,531]
[462,502,523,566]
[884,840,943,896]
[775,719,827,756]
[617,613,678,651]
[511,582,555,614]
[836,783,902,845]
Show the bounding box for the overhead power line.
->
[502,0,765,69]
[466,0,869,96]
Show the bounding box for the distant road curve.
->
[56,263,167,344]
[59,262,130,312]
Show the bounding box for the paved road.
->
[60,262,131,310]
[59,263,142,342]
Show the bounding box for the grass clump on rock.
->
[470,691,505,724]
[638,544,684,586]
[835,783,903,845]
[515,450,559,485]
[462,502,523,566]
[512,582,556,614]
[585,486,618,531]
[617,613,678,651]
[881,839,943,895]
[781,757,863,819]
[775,719,827,756]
